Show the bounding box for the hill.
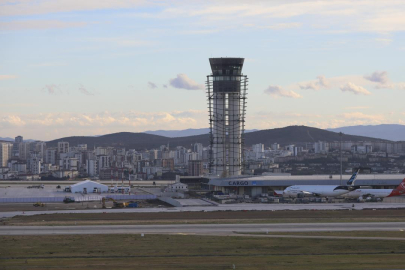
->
[243,126,387,147]
[0,137,37,143]
[46,126,388,150]
[328,124,405,141]
[145,128,210,137]
[145,128,258,137]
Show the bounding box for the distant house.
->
[166,182,188,192]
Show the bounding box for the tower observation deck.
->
[206,58,248,177]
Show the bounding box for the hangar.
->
[207,174,405,197]
[70,180,108,194]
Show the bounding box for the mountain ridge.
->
[145,128,258,137]
[327,124,405,141]
[46,125,389,150]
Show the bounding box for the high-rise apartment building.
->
[207,58,248,177]
[188,160,203,176]
[45,148,58,165]
[58,142,69,154]
[15,136,23,144]
[193,143,203,160]
[12,136,23,157]
[0,142,12,167]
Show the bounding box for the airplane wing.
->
[360,193,374,198]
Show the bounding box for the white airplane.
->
[282,170,359,198]
[343,178,405,200]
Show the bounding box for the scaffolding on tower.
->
[206,58,248,177]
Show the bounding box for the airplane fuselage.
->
[343,188,402,199]
[283,185,350,198]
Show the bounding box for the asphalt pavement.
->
[1,222,405,236]
[1,202,405,219]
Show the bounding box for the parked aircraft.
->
[282,170,359,198]
[343,178,405,200]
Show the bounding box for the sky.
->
[1,0,405,140]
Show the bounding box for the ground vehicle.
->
[102,197,114,208]
[27,184,44,189]
[102,197,137,208]
[109,186,130,194]
[33,202,45,207]
[63,196,75,203]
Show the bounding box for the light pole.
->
[340,132,343,186]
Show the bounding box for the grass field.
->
[1,234,405,269]
[4,209,405,226]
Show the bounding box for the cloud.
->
[364,71,396,89]
[299,75,330,90]
[0,115,26,127]
[0,20,87,31]
[344,106,371,110]
[295,72,402,92]
[78,85,94,96]
[2,1,405,35]
[169,74,204,90]
[245,22,302,30]
[0,75,17,80]
[360,11,405,33]
[375,38,393,46]
[265,22,302,30]
[29,62,67,68]
[93,37,151,47]
[397,83,405,90]
[0,0,148,16]
[264,85,302,98]
[375,83,396,89]
[0,110,208,140]
[340,82,371,95]
[340,112,384,121]
[148,82,157,89]
[43,84,62,95]
[135,1,405,35]
[317,75,330,88]
[364,71,389,84]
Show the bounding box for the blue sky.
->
[1,0,405,140]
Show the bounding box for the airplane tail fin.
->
[395,178,405,192]
[347,169,360,186]
[388,178,405,197]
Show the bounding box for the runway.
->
[2,222,405,236]
[2,202,405,219]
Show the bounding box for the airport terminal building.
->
[207,174,405,197]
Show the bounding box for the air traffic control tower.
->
[206,58,248,177]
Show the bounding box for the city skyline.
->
[1,0,405,140]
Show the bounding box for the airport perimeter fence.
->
[0,194,157,203]
[107,194,156,200]
[0,197,65,203]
